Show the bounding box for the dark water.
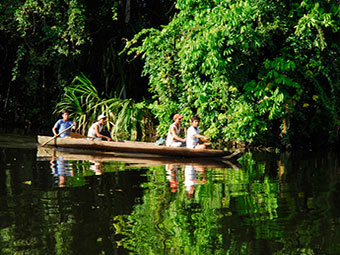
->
[0,134,339,254]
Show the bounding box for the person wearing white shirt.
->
[166,113,186,147]
[87,114,112,141]
[186,115,209,149]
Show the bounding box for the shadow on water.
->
[0,132,37,149]
[0,133,339,254]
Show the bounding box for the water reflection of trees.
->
[0,151,339,254]
[0,158,144,254]
[114,152,340,254]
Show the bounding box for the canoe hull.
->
[37,146,241,169]
[37,136,241,159]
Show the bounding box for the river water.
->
[0,133,339,254]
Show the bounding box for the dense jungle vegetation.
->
[1,0,339,150]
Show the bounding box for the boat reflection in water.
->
[50,156,74,187]
[184,165,207,199]
[166,164,208,198]
[166,164,180,193]
[89,160,103,175]
[38,146,242,169]
[44,148,106,187]
[38,146,241,190]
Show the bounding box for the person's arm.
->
[52,121,59,136]
[94,124,112,141]
[72,121,77,130]
[52,127,58,136]
[170,126,186,142]
[194,133,210,142]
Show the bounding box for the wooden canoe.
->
[37,135,242,159]
[37,147,241,169]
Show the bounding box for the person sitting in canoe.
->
[52,109,77,138]
[186,115,210,149]
[166,113,186,147]
[87,114,112,141]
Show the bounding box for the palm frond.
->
[55,74,155,141]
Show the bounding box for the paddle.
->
[223,150,242,160]
[41,125,74,147]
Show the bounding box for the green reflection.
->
[1,147,339,254]
[0,149,140,255]
[49,157,132,188]
[114,154,283,254]
[114,152,340,254]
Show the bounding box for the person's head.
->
[97,114,107,124]
[62,110,70,121]
[191,115,200,128]
[173,114,183,124]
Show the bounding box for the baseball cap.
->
[97,114,107,121]
[173,114,183,121]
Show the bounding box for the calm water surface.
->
[0,133,339,254]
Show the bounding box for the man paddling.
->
[52,110,76,138]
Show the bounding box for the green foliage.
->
[126,0,340,148]
[55,74,101,134]
[0,0,100,128]
[1,0,171,129]
[56,74,154,141]
[1,0,339,149]
[13,0,88,79]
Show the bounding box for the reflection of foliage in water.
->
[0,156,144,254]
[0,149,339,254]
[114,154,283,254]
[57,160,133,187]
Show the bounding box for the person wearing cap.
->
[87,114,112,141]
[165,113,186,147]
[52,109,77,138]
[186,115,210,149]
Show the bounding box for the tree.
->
[1,0,92,127]
[0,0,175,129]
[126,0,340,149]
